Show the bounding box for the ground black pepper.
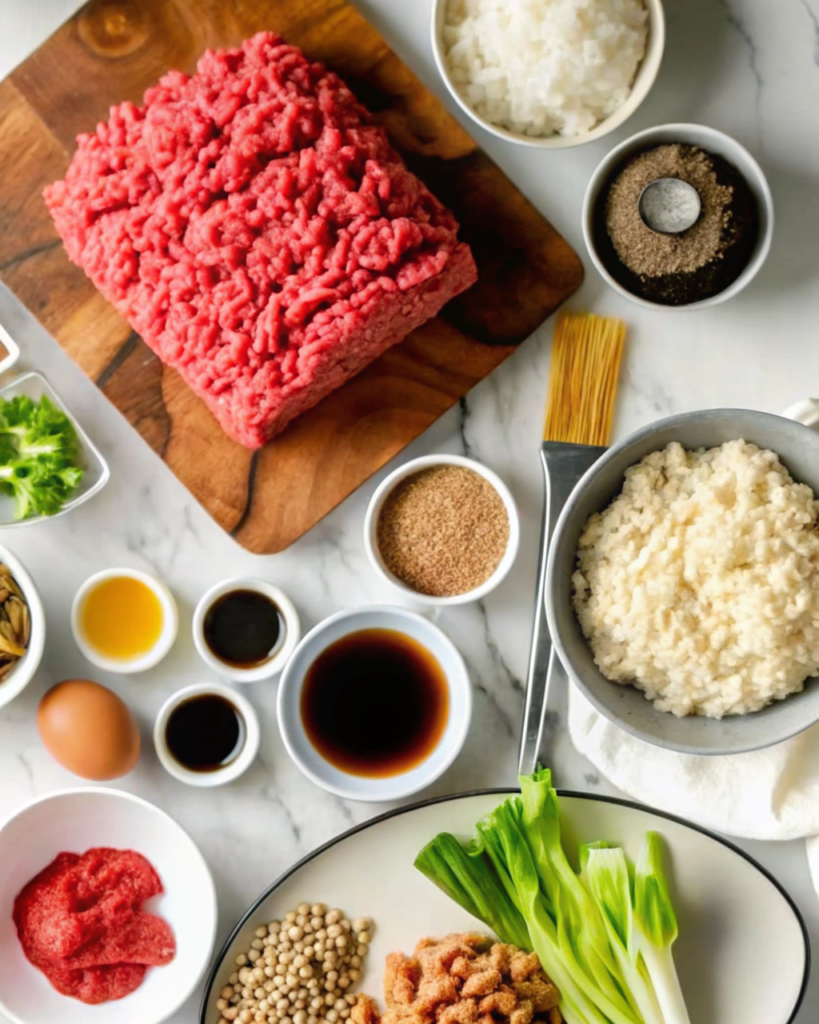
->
[594,143,760,305]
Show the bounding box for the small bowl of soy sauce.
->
[193,578,301,683]
[277,606,472,802]
[154,681,261,787]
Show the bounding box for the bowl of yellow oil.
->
[71,568,179,673]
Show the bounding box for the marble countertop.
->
[1,0,818,1020]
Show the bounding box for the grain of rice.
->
[443,0,649,138]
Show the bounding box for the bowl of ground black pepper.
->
[583,123,774,309]
[364,454,520,605]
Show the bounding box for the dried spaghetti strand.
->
[543,312,626,445]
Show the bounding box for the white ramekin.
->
[364,454,520,606]
[192,578,300,683]
[431,0,666,150]
[153,681,261,787]
[71,567,178,674]
[582,123,775,310]
[277,606,472,802]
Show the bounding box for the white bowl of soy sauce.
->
[153,682,261,787]
[277,606,472,802]
[193,578,301,683]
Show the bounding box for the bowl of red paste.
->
[0,789,217,1024]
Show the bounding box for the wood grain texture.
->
[0,0,583,553]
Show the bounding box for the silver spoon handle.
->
[517,442,607,778]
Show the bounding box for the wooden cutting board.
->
[0,0,583,553]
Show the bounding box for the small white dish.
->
[71,568,179,674]
[431,0,665,149]
[0,370,110,527]
[582,123,775,310]
[0,787,217,1024]
[154,681,261,787]
[277,606,472,802]
[0,543,45,712]
[192,578,300,683]
[364,454,520,606]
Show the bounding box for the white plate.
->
[200,790,809,1024]
[0,788,218,1024]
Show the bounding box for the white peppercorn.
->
[221,903,372,1024]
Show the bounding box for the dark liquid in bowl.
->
[204,589,283,667]
[166,695,245,772]
[300,628,449,778]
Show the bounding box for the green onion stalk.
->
[415,770,692,1024]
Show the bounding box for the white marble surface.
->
[0,0,818,1021]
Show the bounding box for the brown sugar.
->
[376,466,510,597]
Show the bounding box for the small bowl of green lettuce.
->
[0,371,109,526]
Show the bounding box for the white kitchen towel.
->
[569,687,819,890]
[568,398,819,896]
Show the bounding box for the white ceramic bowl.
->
[0,370,110,528]
[192,578,300,683]
[71,568,179,674]
[0,788,217,1024]
[582,123,775,309]
[277,606,472,802]
[431,0,666,149]
[0,543,45,712]
[364,454,520,606]
[154,681,261,787]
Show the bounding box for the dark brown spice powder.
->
[606,145,732,276]
[596,143,760,305]
[376,465,510,597]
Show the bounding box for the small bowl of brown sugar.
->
[364,455,520,605]
[582,123,774,309]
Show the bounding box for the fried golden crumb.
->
[379,934,561,1024]
[352,995,382,1024]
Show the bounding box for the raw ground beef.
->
[13,847,176,1004]
[44,32,478,447]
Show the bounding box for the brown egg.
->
[37,680,141,780]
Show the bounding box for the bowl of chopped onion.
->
[431,0,666,149]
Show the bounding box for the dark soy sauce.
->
[166,695,245,772]
[204,589,283,667]
[300,628,449,778]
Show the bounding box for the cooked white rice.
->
[573,441,819,719]
[443,0,649,138]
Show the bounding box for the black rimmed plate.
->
[201,791,810,1024]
